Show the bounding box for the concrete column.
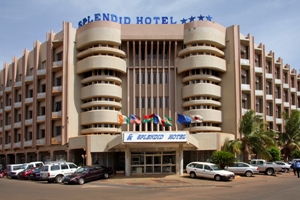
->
[176,144,183,176]
[125,145,131,176]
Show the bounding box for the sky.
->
[1,0,300,71]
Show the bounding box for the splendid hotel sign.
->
[123,132,188,143]
[78,13,212,28]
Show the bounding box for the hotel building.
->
[0,17,298,176]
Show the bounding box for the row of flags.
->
[118,113,203,126]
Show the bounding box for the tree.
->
[222,110,277,162]
[267,146,281,162]
[278,110,300,161]
[210,151,236,169]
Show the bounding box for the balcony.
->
[14,122,21,128]
[25,119,33,125]
[37,115,46,123]
[297,91,300,96]
[5,86,12,93]
[25,97,33,104]
[255,90,263,96]
[52,111,62,119]
[254,67,263,73]
[266,94,273,100]
[266,115,274,121]
[240,59,250,66]
[36,138,45,146]
[4,125,11,130]
[241,84,251,92]
[275,79,282,85]
[4,143,11,149]
[25,75,34,83]
[14,141,21,148]
[284,102,290,107]
[53,60,63,71]
[276,118,282,124]
[291,105,297,110]
[37,69,46,77]
[14,81,22,88]
[37,93,46,100]
[52,86,62,95]
[242,108,250,115]
[275,98,282,104]
[283,83,289,89]
[14,102,21,108]
[51,135,62,145]
[291,87,296,92]
[24,140,33,147]
[5,105,11,111]
[265,73,273,79]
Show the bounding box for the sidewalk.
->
[90,173,239,188]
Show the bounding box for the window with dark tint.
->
[204,165,211,170]
[196,164,203,169]
[61,164,69,170]
[41,166,49,171]
[51,165,60,171]
[68,164,77,169]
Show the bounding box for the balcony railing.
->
[36,138,46,146]
[255,90,263,96]
[283,83,289,89]
[14,122,21,128]
[37,115,46,122]
[275,79,282,84]
[14,142,21,148]
[254,67,263,73]
[14,102,21,108]
[276,118,282,124]
[37,93,46,99]
[14,81,22,88]
[24,140,33,147]
[25,119,33,125]
[4,143,11,149]
[25,75,34,82]
[37,69,46,77]
[265,73,273,79]
[51,135,62,145]
[52,111,62,119]
[240,59,250,65]
[25,97,33,104]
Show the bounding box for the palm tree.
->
[222,110,277,162]
[278,110,300,161]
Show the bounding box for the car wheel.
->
[245,171,253,177]
[214,175,221,181]
[283,168,289,173]
[103,172,109,179]
[190,172,196,178]
[78,178,85,185]
[55,175,63,183]
[266,168,274,176]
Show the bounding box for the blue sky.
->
[1,0,299,71]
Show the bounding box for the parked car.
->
[275,161,291,173]
[28,167,42,181]
[0,168,6,178]
[40,161,78,183]
[13,161,44,179]
[249,159,282,175]
[186,162,235,181]
[62,165,113,185]
[6,164,24,179]
[17,167,38,180]
[225,162,259,177]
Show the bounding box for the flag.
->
[130,114,141,124]
[143,114,155,123]
[153,114,162,124]
[163,116,172,126]
[118,114,130,124]
[190,115,203,123]
[176,113,192,125]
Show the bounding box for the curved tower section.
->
[76,21,126,135]
[177,21,226,133]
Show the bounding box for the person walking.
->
[295,160,300,178]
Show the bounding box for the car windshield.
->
[211,165,222,171]
[74,167,89,173]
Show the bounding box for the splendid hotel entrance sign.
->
[123,132,187,142]
[78,13,212,28]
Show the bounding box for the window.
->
[136,97,139,108]
[61,164,69,170]
[68,164,77,169]
[148,72,151,84]
[50,165,60,171]
[165,97,169,108]
[136,73,139,84]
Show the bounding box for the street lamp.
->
[81,154,87,166]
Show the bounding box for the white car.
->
[40,161,78,183]
[225,162,259,177]
[186,162,235,181]
[275,161,291,173]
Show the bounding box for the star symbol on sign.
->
[180,18,187,24]
[198,15,205,21]
[206,15,212,21]
[189,16,196,22]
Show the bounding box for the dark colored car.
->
[63,165,113,185]
[28,167,42,181]
[0,169,6,178]
[17,167,36,180]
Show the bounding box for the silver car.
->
[226,162,259,177]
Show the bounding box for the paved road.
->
[0,172,300,200]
